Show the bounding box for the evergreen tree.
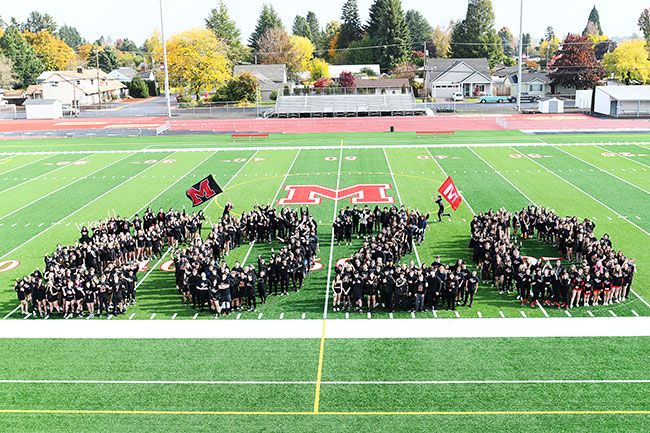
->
[293,16,312,40]
[366,0,411,71]
[405,10,432,50]
[88,45,119,73]
[58,25,84,50]
[338,0,363,49]
[306,12,322,46]
[450,0,503,67]
[206,1,247,63]
[22,11,57,33]
[583,6,603,36]
[498,27,516,58]
[249,4,284,51]
[0,25,43,87]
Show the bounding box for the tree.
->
[0,26,43,87]
[345,36,375,64]
[405,10,432,51]
[539,36,561,66]
[309,58,329,80]
[76,43,94,64]
[306,12,322,45]
[214,72,258,102]
[430,24,452,58]
[583,6,603,36]
[321,20,341,62]
[313,77,333,88]
[166,28,231,99]
[366,0,412,71]
[498,27,516,59]
[548,34,604,90]
[339,70,356,89]
[24,30,76,70]
[338,0,364,49]
[639,8,650,44]
[450,0,503,67]
[115,38,138,52]
[293,16,312,40]
[88,45,119,72]
[604,39,650,84]
[258,28,314,74]
[58,25,84,50]
[249,4,284,51]
[22,11,57,33]
[128,75,150,98]
[0,54,16,88]
[206,1,248,64]
[391,61,417,80]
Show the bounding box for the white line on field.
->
[587,311,595,317]
[499,311,505,318]
[128,313,135,320]
[609,310,617,317]
[171,313,177,320]
[323,142,344,319]
[149,313,156,320]
[565,310,572,317]
[632,310,640,317]
[0,154,52,178]
[193,313,199,320]
[0,154,88,197]
[594,145,650,169]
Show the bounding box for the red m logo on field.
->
[278,184,395,205]
[186,179,217,206]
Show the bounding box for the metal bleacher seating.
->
[264,93,424,118]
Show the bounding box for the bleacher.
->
[264,94,424,118]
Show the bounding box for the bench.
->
[416,130,455,137]
[231,133,269,141]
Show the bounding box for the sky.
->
[8,0,646,46]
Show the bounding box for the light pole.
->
[159,0,172,118]
[517,0,524,113]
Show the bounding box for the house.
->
[425,58,492,100]
[509,71,551,98]
[36,68,127,106]
[233,64,288,102]
[355,78,411,95]
[108,67,138,82]
[328,64,381,79]
[2,89,27,105]
[25,99,63,119]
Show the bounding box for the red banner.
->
[437,176,463,211]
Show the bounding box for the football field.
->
[0,129,649,431]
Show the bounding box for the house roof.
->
[109,67,138,80]
[510,71,551,84]
[234,64,286,83]
[493,65,521,77]
[38,68,108,82]
[24,99,61,106]
[138,71,155,80]
[356,78,410,88]
[25,84,42,95]
[597,85,650,101]
[425,58,491,82]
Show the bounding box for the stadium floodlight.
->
[517,0,524,113]
[159,0,172,118]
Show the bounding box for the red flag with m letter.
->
[437,176,462,211]
[186,175,223,207]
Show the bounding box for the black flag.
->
[186,175,223,207]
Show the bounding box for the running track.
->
[1,114,650,135]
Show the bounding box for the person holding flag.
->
[436,176,463,222]
[435,195,452,222]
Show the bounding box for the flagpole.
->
[159,0,172,118]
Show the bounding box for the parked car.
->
[451,92,464,102]
[508,93,541,103]
[479,95,511,104]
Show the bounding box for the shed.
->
[538,97,564,114]
[25,99,63,119]
[594,85,650,117]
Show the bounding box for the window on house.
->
[76,80,81,85]
[50,81,58,87]
[90,79,94,85]
[530,84,543,92]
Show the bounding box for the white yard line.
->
[2,305,21,320]
[202,150,259,216]
[382,147,421,266]
[553,146,650,196]
[323,143,344,319]
[1,317,649,339]
[594,145,650,169]
[0,153,177,262]
[0,153,133,223]
[0,378,648,386]
[0,154,52,177]
[0,154,89,196]
[1,141,649,157]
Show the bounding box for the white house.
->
[510,71,552,98]
[109,67,157,84]
[234,64,288,101]
[25,99,62,119]
[36,68,127,106]
[425,58,492,100]
[328,64,381,79]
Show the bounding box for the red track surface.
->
[1,114,650,135]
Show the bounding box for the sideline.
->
[1,317,649,339]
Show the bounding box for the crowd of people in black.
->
[172,204,319,315]
[470,206,637,309]
[14,207,205,318]
[331,205,478,313]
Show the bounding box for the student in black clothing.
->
[463,271,479,307]
[435,195,451,222]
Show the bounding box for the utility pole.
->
[423,41,429,103]
[96,51,101,110]
[159,0,172,118]
[516,0,524,113]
